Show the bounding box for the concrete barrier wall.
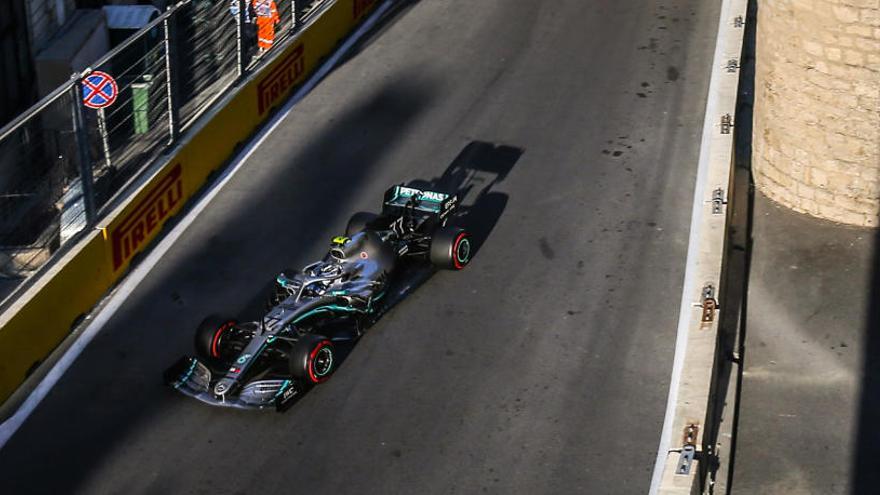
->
[651,0,749,492]
[0,0,382,405]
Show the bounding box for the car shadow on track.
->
[409,140,522,258]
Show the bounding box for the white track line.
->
[0,0,393,451]
[648,0,734,492]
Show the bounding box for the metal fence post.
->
[96,107,112,170]
[235,0,247,77]
[164,7,180,144]
[70,80,97,226]
[291,0,298,31]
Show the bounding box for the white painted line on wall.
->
[0,0,394,452]
[648,0,736,492]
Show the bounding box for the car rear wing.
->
[383,185,457,216]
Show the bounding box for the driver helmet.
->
[330,233,365,260]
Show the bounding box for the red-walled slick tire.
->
[194,315,238,364]
[430,226,472,270]
[289,334,336,384]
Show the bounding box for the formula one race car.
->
[164,184,472,410]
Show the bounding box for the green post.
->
[131,75,154,134]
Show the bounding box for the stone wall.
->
[753,0,880,226]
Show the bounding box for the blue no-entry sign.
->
[82,71,119,109]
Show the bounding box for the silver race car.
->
[164,184,472,411]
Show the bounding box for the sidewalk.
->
[731,191,879,494]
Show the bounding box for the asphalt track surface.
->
[0,1,721,493]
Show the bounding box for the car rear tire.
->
[345,212,379,237]
[194,315,238,364]
[289,334,336,385]
[430,226,472,270]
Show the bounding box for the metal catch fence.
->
[0,0,330,301]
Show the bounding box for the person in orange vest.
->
[253,0,280,52]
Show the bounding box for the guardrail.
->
[0,0,385,407]
[0,0,331,307]
[649,0,750,493]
